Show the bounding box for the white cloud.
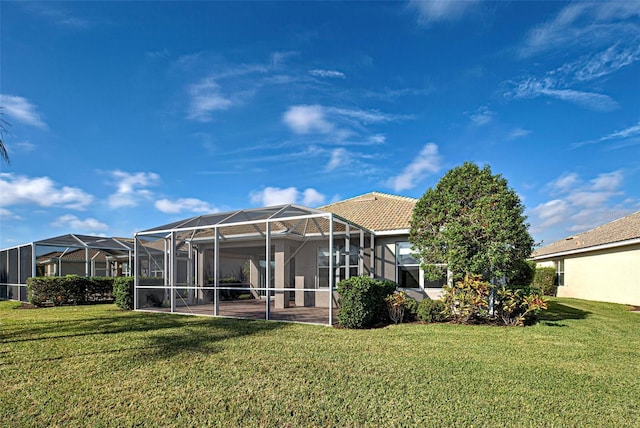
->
[328,107,405,124]
[550,173,580,194]
[567,191,615,209]
[408,0,480,25]
[590,170,623,192]
[282,105,333,134]
[326,148,348,172]
[387,143,442,192]
[468,106,495,126]
[249,186,326,207]
[507,128,531,140]
[0,173,93,209]
[520,2,640,57]
[574,121,640,148]
[539,88,618,112]
[250,187,299,206]
[511,4,638,113]
[187,78,233,122]
[302,188,326,206]
[561,42,640,82]
[309,69,346,79]
[531,199,571,229]
[530,169,629,239]
[0,94,47,128]
[107,170,159,209]
[510,78,618,112]
[10,140,37,153]
[155,198,216,214]
[24,3,91,28]
[270,51,298,68]
[51,214,108,232]
[282,104,406,147]
[0,208,22,220]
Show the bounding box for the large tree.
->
[409,162,534,284]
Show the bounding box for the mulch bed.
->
[16,303,39,309]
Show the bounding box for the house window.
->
[396,242,447,289]
[396,242,420,288]
[317,245,359,287]
[556,260,565,286]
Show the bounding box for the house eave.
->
[373,229,410,236]
[532,237,640,260]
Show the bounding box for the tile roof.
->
[532,210,640,258]
[319,192,417,233]
[36,248,128,263]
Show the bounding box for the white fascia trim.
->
[532,237,640,260]
[374,229,409,236]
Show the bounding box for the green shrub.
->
[532,267,556,296]
[113,277,134,310]
[403,296,419,322]
[441,274,492,323]
[417,298,447,323]
[27,275,114,307]
[337,276,396,329]
[385,291,409,324]
[495,286,547,326]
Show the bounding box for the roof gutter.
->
[374,229,410,236]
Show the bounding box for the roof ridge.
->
[318,191,416,208]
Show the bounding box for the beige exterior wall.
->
[535,260,555,268]
[538,243,640,306]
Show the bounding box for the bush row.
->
[27,275,115,306]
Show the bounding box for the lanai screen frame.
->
[134,204,375,325]
[0,234,134,302]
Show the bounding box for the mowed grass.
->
[1,299,639,427]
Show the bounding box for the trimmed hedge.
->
[27,275,114,306]
[113,277,134,310]
[533,267,556,296]
[337,276,396,329]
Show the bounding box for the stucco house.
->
[1,193,445,324]
[36,248,131,277]
[531,211,640,306]
[133,192,444,324]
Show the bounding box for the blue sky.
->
[1,1,639,249]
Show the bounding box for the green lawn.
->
[1,298,639,427]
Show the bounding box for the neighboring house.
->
[36,248,131,277]
[0,234,134,302]
[133,192,444,325]
[531,211,640,306]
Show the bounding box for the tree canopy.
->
[409,162,534,284]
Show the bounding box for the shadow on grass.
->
[2,308,287,362]
[538,300,590,326]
